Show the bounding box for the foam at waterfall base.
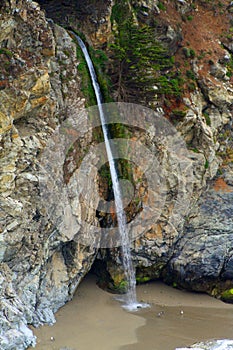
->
[115,295,150,312]
[122,301,150,312]
[175,339,233,350]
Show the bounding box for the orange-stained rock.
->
[213,177,233,193]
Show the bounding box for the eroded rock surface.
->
[0,1,98,347]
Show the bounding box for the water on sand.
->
[29,274,233,350]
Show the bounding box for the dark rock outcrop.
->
[165,165,233,295]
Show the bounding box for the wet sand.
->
[29,274,233,350]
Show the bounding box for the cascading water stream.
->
[72,33,144,311]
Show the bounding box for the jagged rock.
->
[0,0,98,347]
[175,0,193,14]
[164,164,233,295]
[0,264,36,349]
[210,62,229,81]
[37,0,114,48]
[131,0,161,15]
[176,339,233,350]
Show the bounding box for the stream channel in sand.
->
[29,274,233,350]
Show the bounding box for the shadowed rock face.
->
[164,165,233,295]
[36,0,113,47]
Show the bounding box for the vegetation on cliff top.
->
[108,0,183,106]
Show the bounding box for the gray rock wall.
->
[0,1,98,347]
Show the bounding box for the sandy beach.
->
[29,274,233,350]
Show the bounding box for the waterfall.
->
[72,33,143,311]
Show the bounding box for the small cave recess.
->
[36,0,112,38]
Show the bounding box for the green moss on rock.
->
[136,263,165,284]
[221,288,233,303]
[136,276,151,284]
[113,279,128,293]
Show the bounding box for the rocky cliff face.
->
[0,1,99,348]
[1,0,233,349]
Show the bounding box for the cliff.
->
[0,0,233,348]
[0,1,98,348]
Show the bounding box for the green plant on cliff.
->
[89,46,113,103]
[136,276,151,284]
[226,54,233,78]
[73,30,112,106]
[221,288,233,302]
[158,1,166,11]
[0,48,13,58]
[109,0,182,104]
[76,44,96,106]
[113,279,128,293]
[203,111,211,126]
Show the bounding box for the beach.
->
[29,274,233,350]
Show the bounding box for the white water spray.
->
[73,33,147,311]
